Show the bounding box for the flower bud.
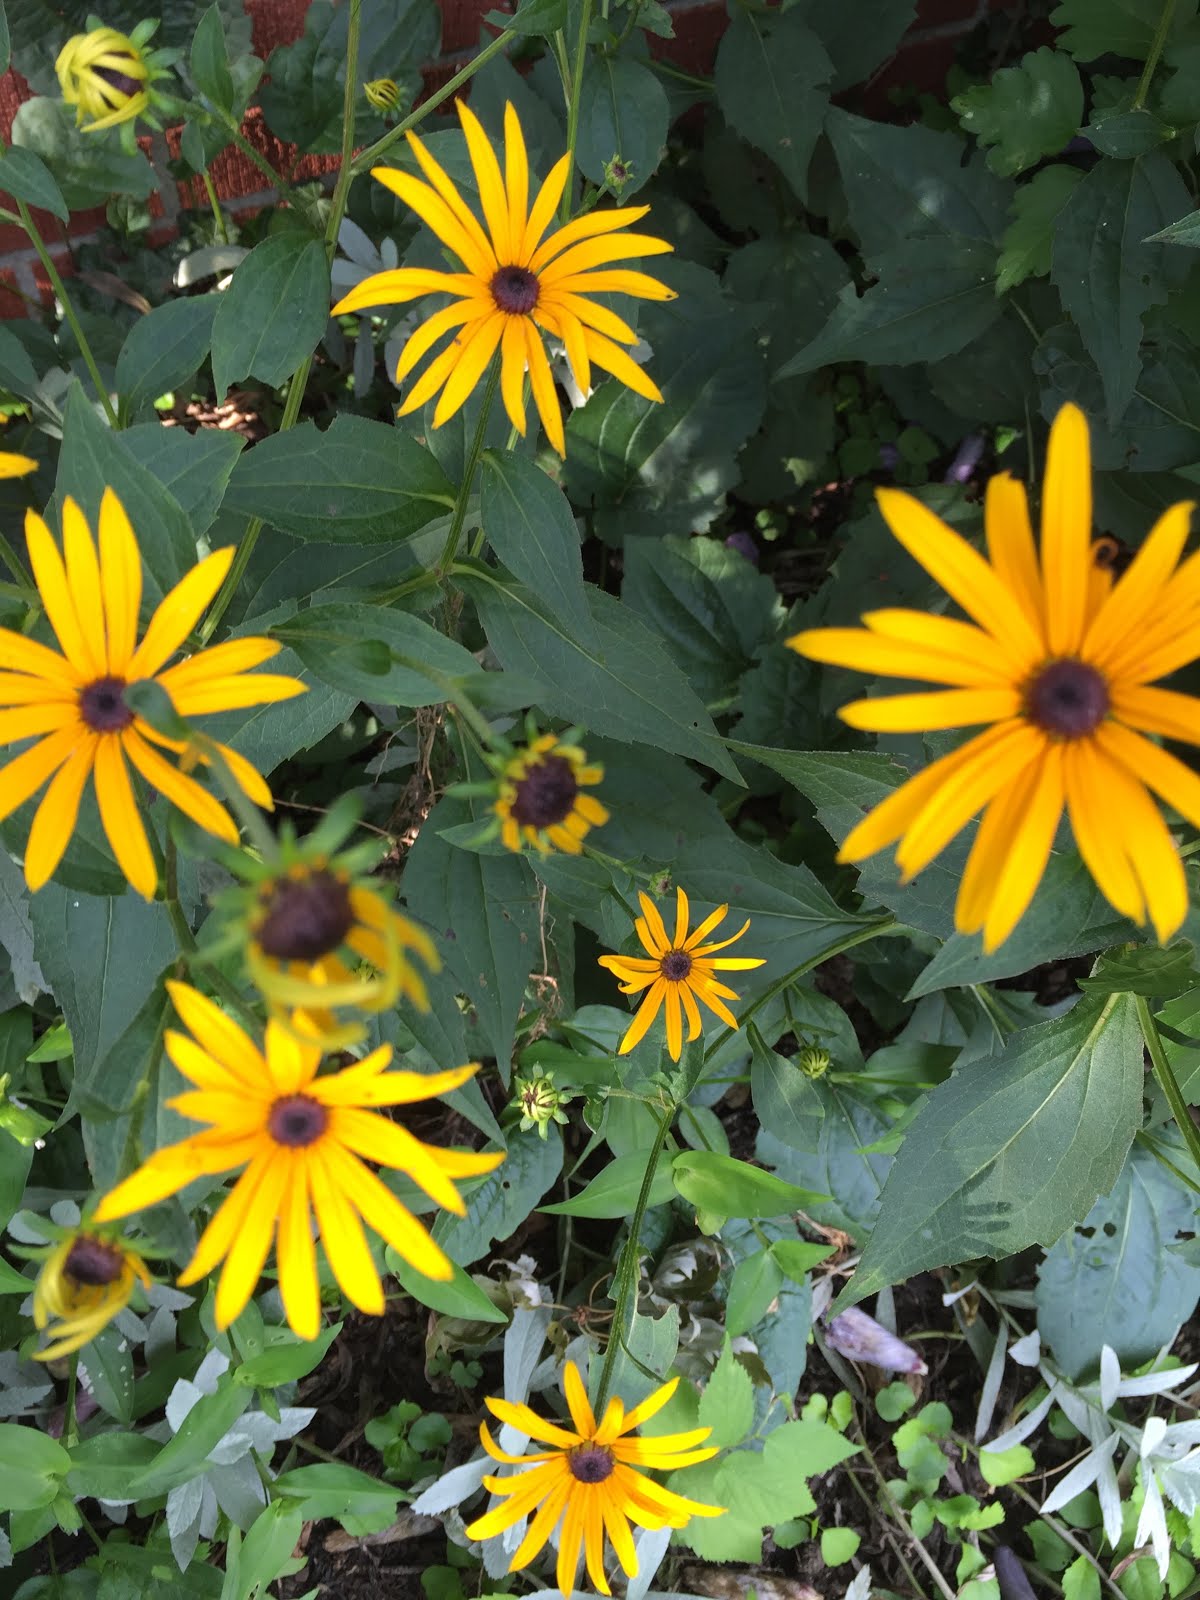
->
[513,1073,571,1138]
[797,1043,831,1079]
[365,78,401,114]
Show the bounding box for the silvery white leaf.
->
[1009,1330,1041,1367]
[1158,1423,1200,1457]
[626,1526,672,1600]
[165,1377,205,1434]
[97,1500,129,1521]
[1142,1416,1168,1458]
[166,1478,205,1571]
[411,1455,492,1515]
[1053,1382,1097,1436]
[975,1325,1007,1444]
[504,1306,552,1405]
[941,1281,978,1307]
[1135,1471,1171,1579]
[174,245,248,288]
[381,237,399,270]
[337,218,382,272]
[0,1383,56,1417]
[1097,1450,1123,1548]
[811,1276,835,1321]
[1041,1432,1121,1517]
[6,1212,51,1244]
[146,1284,194,1312]
[1117,1362,1199,1398]
[483,1523,520,1578]
[845,1566,874,1600]
[1100,1346,1121,1412]
[987,1385,1058,1452]
[331,260,370,294]
[0,851,44,1003]
[216,1405,316,1461]
[1159,1453,1200,1517]
[198,1479,220,1539]
[145,1306,176,1364]
[193,1348,229,1393]
[49,1199,80,1228]
[212,1452,267,1526]
[0,1526,10,1567]
[113,1307,146,1343]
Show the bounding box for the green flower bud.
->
[797,1044,830,1079]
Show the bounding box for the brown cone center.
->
[568,1444,614,1483]
[661,949,693,981]
[80,675,134,733]
[491,265,540,315]
[256,871,354,962]
[510,756,578,829]
[94,64,141,96]
[267,1093,329,1148]
[64,1235,124,1287]
[1025,659,1109,738]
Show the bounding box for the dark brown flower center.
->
[64,1235,124,1287]
[267,1093,329,1148]
[80,675,134,733]
[568,1444,614,1483]
[1024,659,1110,738]
[510,756,578,830]
[256,871,354,962]
[661,949,693,982]
[94,64,141,97]
[490,265,540,315]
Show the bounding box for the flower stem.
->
[63,1354,80,1449]
[1133,0,1177,109]
[1136,992,1200,1175]
[560,0,596,221]
[225,123,297,202]
[201,169,229,243]
[17,201,118,429]
[594,1097,676,1413]
[436,356,500,576]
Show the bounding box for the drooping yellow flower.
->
[0,490,306,899]
[465,1360,723,1597]
[495,732,608,854]
[93,981,503,1341]
[598,887,765,1061]
[790,403,1200,953]
[0,452,37,479]
[331,100,675,456]
[56,25,151,132]
[32,1227,151,1361]
[364,77,401,114]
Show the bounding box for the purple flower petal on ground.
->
[826,1306,928,1374]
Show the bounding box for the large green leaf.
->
[841,992,1144,1308]
[714,7,832,203]
[223,416,454,543]
[11,96,155,210]
[115,297,220,421]
[275,600,491,705]
[798,0,915,91]
[0,145,65,219]
[996,165,1084,294]
[576,55,668,195]
[1050,152,1190,422]
[121,423,243,541]
[455,565,742,782]
[953,47,1083,177]
[211,234,330,399]
[1050,0,1192,62]
[432,1127,560,1265]
[759,1083,892,1243]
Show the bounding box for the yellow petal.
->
[61,498,106,678]
[984,471,1043,635]
[93,736,156,898]
[325,1141,452,1281]
[840,686,1020,734]
[522,153,571,262]
[1040,402,1092,655]
[332,268,485,316]
[976,744,1065,953]
[128,548,233,680]
[499,315,528,434]
[24,734,97,892]
[277,1157,321,1341]
[432,313,505,428]
[98,487,141,675]
[308,1144,386,1315]
[564,1359,597,1437]
[399,131,500,272]
[1111,684,1200,747]
[213,1152,287,1329]
[25,510,93,676]
[503,102,530,262]
[1084,499,1194,668]
[1097,720,1200,834]
[1063,739,1145,927]
[330,1107,467,1214]
[523,319,564,456]
[370,166,496,279]
[457,98,513,263]
[580,326,662,402]
[121,730,238,843]
[166,980,267,1086]
[392,298,491,385]
[529,203,654,273]
[895,722,1043,881]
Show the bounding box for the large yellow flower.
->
[0,490,305,899]
[56,25,151,132]
[93,981,503,1340]
[31,1227,151,1361]
[598,887,764,1061]
[465,1360,723,1596]
[495,732,608,855]
[789,403,1200,952]
[331,100,675,456]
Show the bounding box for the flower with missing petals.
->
[789,403,1200,951]
[494,732,608,855]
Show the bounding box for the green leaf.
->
[699,1339,755,1448]
[129,1373,253,1495]
[750,1029,825,1153]
[797,0,915,92]
[0,145,66,221]
[996,165,1083,294]
[673,1150,827,1219]
[224,415,454,543]
[455,566,742,782]
[272,1461,403,1523]
[978,1443,1035,1487]
[121,423,243,540]
[1050,0,1190,62]
[0,1424,70,1512]
[432,1128,559,1266]
[479,451,597,650]
[85,1327,134,1422]
[225,1503,304,1600]
[762,1082,893,1243]
[233,1322,342,1387]
[771,1239,836,1283]
[603,1303,680,1410]
[778,237,1004,378]
[1051,152,1190,422]
[115,297,220,420]
[822,1527,862,1565]
[726,1249,784,1338]
[1086,107,1174,157]
[11,96,154,211]
[840,993,1144,1309]
[953,47,1083,177]
[191,3,236,110]
[576,56,669,195]
[714,7,832,202]
[0,1,9,74]
[276,601,487,705]
[484,0,566,34]
[211,234,329,399]
[67,1432,159,1501]
[1079,945,1199,998]
[0,1253,31,1293]
[387,1253,509,1322]
[1034,1141,1200,1379]
[1064,1555,1102,1600]
[540,1151,677,1217]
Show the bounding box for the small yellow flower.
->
[598,887,765,1061]
[789,402,1200,952]
[364,77,401,114]
[465,1360,723,1596]
[495,733,608,855]
[93,981,504,1340]
[331,100,676,456]
[56,26,151,132]
[0,489,306,899]
[32,1228,151,1361]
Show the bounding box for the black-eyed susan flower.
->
[31,1226,151,1361]
[330,100,675,456]
[465,1360,723,1596]
[364,77,401,115]
[207,799,438,1033]
[789,402,1200,953]
[598,887,765,1061]
[0,490,305,900]
[93,981,503,1341]
[55,19,177,145]
[495,731,608,855]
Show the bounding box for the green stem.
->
[225,123,297,201]
[349,30,514,177]
[560,0,596,220]
[18,201,118,429]
[63,1354,80,1449]
[436,356,500,576]
[201,169,229,244]
[200,0,363,645]
[594,1098,675,1413]
[1136,992,1200,1175]
[0,538,34,594]
[1133,0,1177,109]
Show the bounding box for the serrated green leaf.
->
[750,1030,825,1153]
[841,992,1144,1309]
[432,1130,560,1267]
[1050,0,1191,63]
[699,1340,755,1447]
[953,47,1082,177]
[479,450,596,649]
[211,234,329,398]
[997,165,1083,294]
[796,0,915,92]
[715,8,831,202]
[275,600,486,705]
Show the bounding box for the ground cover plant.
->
[7,0,1200,1595]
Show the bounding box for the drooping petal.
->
[1063,740,1145,928]
[520,153,571,262]
[276,1156,320,1341]
[580,327,663,402]
[330,1107,468,1214]
[121,730,238,843]
[499,315,529,434]
[213,1152,288,1329]
[25,510,93,676]
[524,319,564,456]
[60,497,106,677]
[432,312,506,427]
[308,1144,386,1315]
[975,744,1065,953]
[324,1141,453,1281]
[98,488,141,674]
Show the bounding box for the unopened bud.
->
[513,1073,571,1139]
[365,78,401,114]
[603,153,634,195]
[797,1044,830,1079]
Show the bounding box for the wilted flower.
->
[32,1226,151,1361]
[56,18,178,147]
[364,77,400,114]
[494,731,608,855]
[826,1307,927,1376]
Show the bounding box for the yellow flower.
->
[465,1360,723,1596]
[330,100,675,456]
[93,981,503,1341]
[598,887,765,1061]
[32,1227,151,1361]
[0,490,306,899]
[790,403,1200,953]
[495,732,608,854]
[0,452,37,479]
[364,77,400,114]
[56,26,151,132]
